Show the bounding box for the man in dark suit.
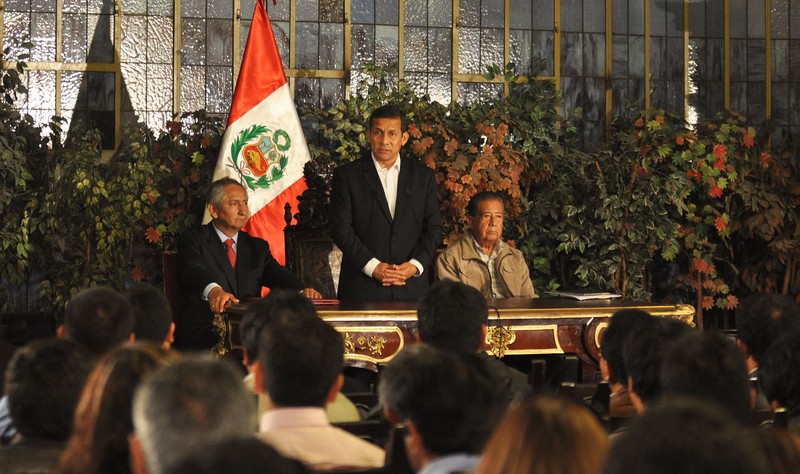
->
[176,178,321,350]
[330,105,442,301]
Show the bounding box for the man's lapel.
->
[394,158,413,223]
[360,157,393,223]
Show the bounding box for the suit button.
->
[391,235,397,241]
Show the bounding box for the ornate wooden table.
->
[217,298,694,377]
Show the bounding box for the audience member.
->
[417,280,530,405]
[476,395,607,474]
[239,291,359,423]
[604,397,769,474]
[255,316,384,471]
[599,309,652,417]
[167,437,310,474]
[752,429,800,474]
[59,342,178,474]
[59,285,136,358]
[130,356,255,474]
[0,286,135,444]
[623,316,692,413]
[125,283,176,348]
[660,330,751,424]
[736,293,800,408]
[436,191,536,298]
[0,339,91,473]
[758,332,800,434]
[378,344,505,474]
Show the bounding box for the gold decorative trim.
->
[594,322,609,350]
[334,326,405,364]
[485,326,516,357]
[485,324,563,357]
[211,312,229,356]
[650,304,696,327]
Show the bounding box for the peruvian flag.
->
[206,0,309,265]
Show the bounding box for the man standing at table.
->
[330,105,442,301]
[436,191,536,298]
[176,178,321,350]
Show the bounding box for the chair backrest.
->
[284,225,339,298]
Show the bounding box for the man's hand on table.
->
[303,288,323,299]
[208,286,239,313]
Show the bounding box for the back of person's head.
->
[378,344,504,458]
[132,356,255,474]
[167,437,310,474]
[623,316,692,406]
[466,191,504,218]
[600,309,652,385]
[240,290,318,364]
[63,286,135,357]
[758,332,800,410]
[476,395,608,474]
[369,104,406,130]
[4,338,91,441]
[417,280,487,353]
[604,397,769,474]
[60,342,178,474]
[125,283,173,345]
[753,429,800,474]
[257,315,343,407]
[736,293,800,363]
[660,330,751,423]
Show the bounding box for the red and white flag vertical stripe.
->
[206,0,309,266]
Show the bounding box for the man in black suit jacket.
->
[176,178,321,350]
[330,105,442,301]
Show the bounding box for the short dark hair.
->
[600,309,652,385]
[417,280,487,353]
[239,290,318,361]
[735,293,800,363]
[758,332,800,410]
[64,286,135,358]
[258,316,344,407]
[369,104,406,132]
[466,191,504,218]
[623,316,692,405]
[604,398,769,474]
[169,437,310,474]
[207,177,245,207]
[5,338,91,440]
[125,283,173,344]
[660,331,751,424]
[378,344,504,456]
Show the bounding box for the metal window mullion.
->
[724,0,729,109]
[55,0,62,117]
[289,0,296,92]
[344,0,351,98]
[232,0,241,84]
[605,0,613,138]
[503,0,509,96]
[554,0,560,91]
[173,0,181,118]
[452,0,459,103]
[683,0,688,121]
[644,0,650,109]
[398,0,404,80]
[114,0,122,146]
[765,0,771,125]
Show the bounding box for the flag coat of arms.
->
[207,0,309,266]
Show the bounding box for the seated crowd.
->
[0,283,799,474]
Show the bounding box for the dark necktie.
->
[224,238,236,270]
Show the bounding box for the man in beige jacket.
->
[436,191,536,299]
